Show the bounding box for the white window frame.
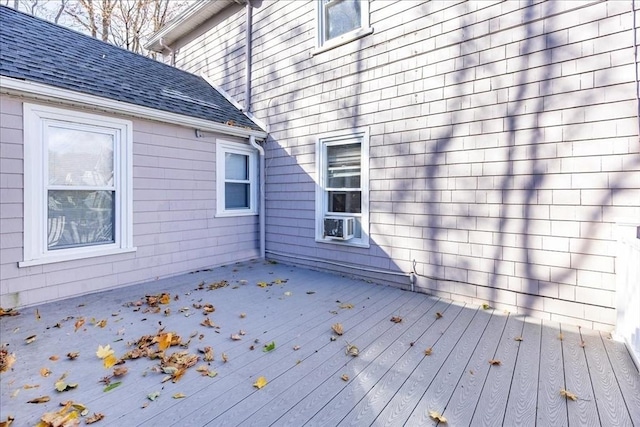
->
[314,0,373,54]
[315,128,369,247]
[20,103,134,267]
[216,140,258,217]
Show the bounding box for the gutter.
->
[0,76,267,140]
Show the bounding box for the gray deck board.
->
[1,261,639,427]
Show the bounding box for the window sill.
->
[315,237,370,249]
[215,211,258,218]
[311,27,374,56]
[19,246,137,268]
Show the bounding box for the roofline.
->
[0,76,267,139]
[145,0,247,53]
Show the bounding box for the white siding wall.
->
[0,96,259,307]
[151,0,640,329]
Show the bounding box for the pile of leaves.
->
[0,346,16,373]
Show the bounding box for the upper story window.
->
[316,0,372,53]
[315,129,369,247]
[21,103,134,267]
[216,140,258,216]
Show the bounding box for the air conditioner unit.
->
[323,216,355,240]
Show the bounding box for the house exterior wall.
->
[0,95,259,307]
[171,0,639,330]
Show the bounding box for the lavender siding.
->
[0,95,259,307]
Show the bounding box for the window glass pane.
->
[48,190,114,249]
[48,126,114,186]
[225,153,249,180]
[327,143,361,188]
[225,183,250,209]
[325,0,361,40]
[328,191,361,213]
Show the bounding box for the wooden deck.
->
[1,260,639,426]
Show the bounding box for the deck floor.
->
[1,260,639,426]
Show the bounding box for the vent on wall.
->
[323,217,355,240]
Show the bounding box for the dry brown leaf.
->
[0,307,19,317]
[38,401,79,426]
[40,367,51,377]
[346,344,359,357]
[157,332,173,351]
[230,334,242,341]
[560,388,578,401]
[424,347,433,356]
[25,335,37,344]
[23,384,39,389]
[240,313,247,318]
[390,316,403,323]
[222,353,228,363]
[96,319,107,328]
[339,303,354,309]
[27,395,50,403]
[0,415,14,427]
[66,352,79,360]
[253,376,267,389]
[341,374,349,381]
[203,347,214,362]
[435,312,443,319]
[74,318,85,332]
[429,410,447,423]
[558,333,564,341]
[488,359,502,366]
[201,317,217,328]
[85,413,105,424]
[514,336,524,341]
[0,349,16,373]
[203,304,215,314]
[49,355,59,361]
[172,393,186,399]
[112,366,128,377]
[332,323,344,335]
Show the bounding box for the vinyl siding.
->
[131,0,640,329]
[0,95,259,307]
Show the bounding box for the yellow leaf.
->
[172,393,186,399]
[253,376,267,389]
[429,410,447,423]
[96,319,107,328]
[103,355,117,369]
[560,388,578,401]
[96,345,114,359]
[40,367,51,377]
[257,281,268,288]
[157,332,173,351]
[482,303,491,310]
[159,293,171,304]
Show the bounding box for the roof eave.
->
[145,0,247,53]
[0,76,267,139]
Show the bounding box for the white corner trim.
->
[0,76,267,139]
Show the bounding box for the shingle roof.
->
[0,5,262,132]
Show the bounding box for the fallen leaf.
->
[488,359,502,365]
[257,282,268,288]
[172,393,186,399]
[74,318,85,332]
[346,344,359,357]
[0,415,14,426]
[332,323,344,335]
[195,365,217,377]
[221,353,228,363]
[263,341,276,352]
[253,376,267,389]
[293,345,300,351]
[147,391,161,401]
[55,380,78,392]
[96,345,114,359]
[157,332,173,351]
[435,312,443,319]
[25,334,37,344]
[230,334,242,341]
[339,303,354,309]
[85,413,105,424]
[482,303,491,310]
[96,319,107,328]
[240,313,247,318]
[35,308,41,321]
[103,355,118,369]
[429,410,447,423]
[27,395,50,403]
[23,384,39,389]
[514,336,524,342]
[203,304,215,314]
[341,374,349,381]
[424,347,433,356]
[202,347,214,362]
[390,316,403,323]
[0,349,16,372]
[49,355,59,361]
[112,366,128,377]
[103,381,121,392]
[159,293,171,304]
[37,402,79,426]
[558,333,564,341]
[66,352,79,360]
[201,317,217,328]
[40,367,51,377]
[560,388,578,401]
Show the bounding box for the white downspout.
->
[250,136,265,258]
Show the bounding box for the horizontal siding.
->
[128,0,640,328]
[0,95,259,308]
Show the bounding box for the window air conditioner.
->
[323,216,355,240]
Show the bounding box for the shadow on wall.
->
[251,1,639,324]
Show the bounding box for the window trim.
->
[216,140,258,217]
[20,103,135,267]
[314,0,372,55]
[315,128,369,247]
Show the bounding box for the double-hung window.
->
[216,141,258,216]
[316,0,372,51]
[21,103,134,266]
[316,129,369,246]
